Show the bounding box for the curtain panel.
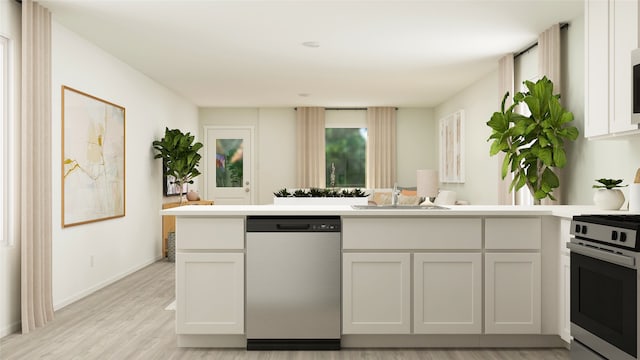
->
[538,24,563,205]
[21,0,54,333]
[296,107,326,188]
[366,107,397,188]
[497,54,514,205]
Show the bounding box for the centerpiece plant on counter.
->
[486,77,579,204]
[592,178,627,210]
[273,188,368,198]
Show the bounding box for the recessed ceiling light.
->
[298,93,310,97]
[302,41,320,48]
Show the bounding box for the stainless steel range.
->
[569,215,640,360]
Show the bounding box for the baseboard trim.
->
[53,256,163,311]
[0,320,21,338]
[341,334,566,348]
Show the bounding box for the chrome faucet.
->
[392,182,399,206]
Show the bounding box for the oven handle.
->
[567,242,636,268]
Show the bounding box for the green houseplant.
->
[487,77,579,204]
[152,127,204,203]
[593,178,627,210]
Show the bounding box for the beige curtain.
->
[497,54,514,205]
[538,24,563,205]
[296,107,326,188]
[21,0,54,333]
[366,107,397,188]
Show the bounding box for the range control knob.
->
[575,224,581,233]
[620,232,627,242]
[581,225,588,235]
[612,231,618,241]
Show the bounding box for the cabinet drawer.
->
[342,218,481,250]
[176,217,244,250]
[485,218,541,250]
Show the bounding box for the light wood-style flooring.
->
[0,261,569,360]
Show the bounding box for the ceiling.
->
[40,0,584,108]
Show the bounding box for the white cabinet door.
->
[610,0,639,134]
[413,253,482,334]
[342,253,411,334]
[176,252,244,334]
[584,0,611,137]
[485,252,541,334]
[559,254,572,343]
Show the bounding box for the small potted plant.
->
[593,178,627,210]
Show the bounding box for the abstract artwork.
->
[62,86,125,227]
[439,109,465,183]
[215,138,244,188]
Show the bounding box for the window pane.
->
[216,138,243,187]
[325,128,366,187]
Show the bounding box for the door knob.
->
[245,188,250,193]
[245,181,250,185]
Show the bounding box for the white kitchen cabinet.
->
[413,253,482,334]
[176,252,244,334]
[584,0,640,137]
[485,217,541,250]
[559,253,572,343]
[558,218,572,343]
[342,253,411,334]
[485,252,541,334]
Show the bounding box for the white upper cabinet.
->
[585,0,640,138]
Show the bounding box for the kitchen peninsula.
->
[163,204,613,349]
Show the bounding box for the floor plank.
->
[0,261,569,360]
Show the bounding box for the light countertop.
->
[161,204,633,218]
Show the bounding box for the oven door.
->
[570,247,637,359]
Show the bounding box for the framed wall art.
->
[439,109,465,183]
[62,86,126,227]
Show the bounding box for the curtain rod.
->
[514,22,569,59]
[294,107,398,111]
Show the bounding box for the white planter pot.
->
[273,197,368,206]
[593,189,625,210]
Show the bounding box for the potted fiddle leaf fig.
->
[152,127,204,203]
[487,77,579,204]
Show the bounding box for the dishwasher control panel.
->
[246,216,341,232]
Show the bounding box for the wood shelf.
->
[162,200,214,257]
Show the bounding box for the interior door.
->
[204,126,254,204]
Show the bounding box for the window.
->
[0,35,7,245]
[325,110,367,188]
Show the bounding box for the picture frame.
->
[439,109,465,183]
[62,86,126,227]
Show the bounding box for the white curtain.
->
[538,24,563,205]
[21,0,54,333]
[366,107,397,188]
[497,54,514,205]
[296,107,326,188]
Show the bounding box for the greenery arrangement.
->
[487,77,579,204]
[593,178,627,190]
[273,188,368,198]
[152,127,204,202]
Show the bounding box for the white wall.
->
[396,108,437,187]
[434,71,499,204]
[50,22,198,309]
[0,0,21,338]
[199,107,436,204]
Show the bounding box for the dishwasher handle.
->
[277,223,311,231]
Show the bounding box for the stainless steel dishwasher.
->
[246,216,341,350]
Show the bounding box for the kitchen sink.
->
[351,204,449,210]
